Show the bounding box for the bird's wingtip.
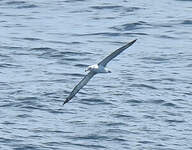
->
[63,98,70,105]
[128,39,137,46]
[132,39,137,43]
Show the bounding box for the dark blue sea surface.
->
[0,0,192,149]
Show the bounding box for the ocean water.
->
[0,0,192,149]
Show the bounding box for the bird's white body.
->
[86,64,111,73]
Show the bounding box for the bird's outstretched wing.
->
[63,71,96,105]
[98,39,137,67]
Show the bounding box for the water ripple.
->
[81,98,111,105]
[5,1,38,9]
[111,21,151,31]
[91,5,123,10]
[1,0,192,149]
[130,84,157,90]
[90,5,141,13]
[181,20,192,25]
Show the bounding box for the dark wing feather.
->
[63,71,96,105]
[98,39,137,67]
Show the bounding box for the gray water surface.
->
[0,0,192,149]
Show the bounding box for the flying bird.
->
[63,39,137,105]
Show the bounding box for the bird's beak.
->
[85,67,90,72]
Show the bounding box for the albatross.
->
[63,39,137,105]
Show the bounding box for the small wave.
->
[91,5,123,10]
[43,141,61,147]
[105,122,127,127]
[16,114,31,118]
[47,40,82,45]
[175,0,192,1]
[30,47,92,60]
[65,58,90,62]
[0,103,14,108]
[158,35,177,39]
[17,96,39,102]
[186,64,192,67]
[143,115,155,119]
[0,20,7,23]
[74,64,88,68]
[6,1,26,5]
[0,63,21,68]
[30,47,55,51]
[2,121,16,125]
[164,119,185,123]
[90,5,141,13]
[47,109,64,114]
[71,134,108,140]
[17,4,38,9]
[73,32,121,37]
[130,84,157,90]
[60,51,92,56]
[111,21,150,31]
[141,57,169,64]
[6,1,38,9]
[81,98,111,105]
[138,140,154,144]
[106,128,131,134]
[0,137,15,143]
[22,37,42,41]
[63,73,84,77]
[15,97,45,111]
[112,114,134,120]
[112,137,127,142]
[183,92,192,95]
[162,102,176,107]
[64,0,86,3]
[64,142,106,149]
[12,145,41,150]
[148,99,165,104]
[0,45,25,50]
[141,57,169,61]
[162,78,177,82]
[181,20,192,25]
[124,32,148,35]
[29,47,59,58]
[0,53,9,59]
[74,32,146,37]
[92,16,116,20]
[125,7,141,12]
[147,78,161,83]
